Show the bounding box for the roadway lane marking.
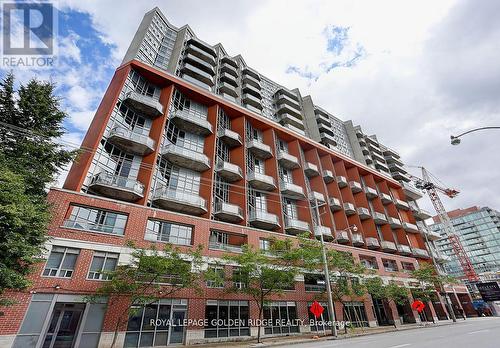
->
[467,329,490,334]
[387,344,411,348]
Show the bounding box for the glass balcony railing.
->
[170,109,213,136]
[215,161,243,182]
[277,151,300,169]
[304,162,319,177]
[246,139,273,159]
[366,237,380,249]
[152,186,207,215]
[108,126,156,155]
[217,128,242,147]
[248,171,276,191]
[248,210,280,230]
[284,217,310,235]
[124,91,164,118]
[322,170,335,184]
[160,143,211,172]
[280,180,305,199]
[89,172,144,202]
[213,201,244,223]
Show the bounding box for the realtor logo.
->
[1,1,56,67]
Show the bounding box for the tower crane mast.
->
[411,167,479,282]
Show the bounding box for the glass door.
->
[42,303,85,348]
[168,309,186,344]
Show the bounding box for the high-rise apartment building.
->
[430,206,500,282]
[0,8,475,348]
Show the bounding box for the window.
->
[205,300,250,338]
[232,267,248,289]
[359,256,378,270]
[382,259,398,272]
[401,262,415,272]
[209,231,245,253]
[145,220,193,246]
[260,238,271,251]
[88,252,118,280]
[304,274,326,292]
[206,265,225,288]
[43,246,79,278]
[263,302,299,335]
[64,205,128,235]
[343,302,369,327]
[124,299,187,347]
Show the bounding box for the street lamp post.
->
[450,126,500,145]
[312,198,357,338]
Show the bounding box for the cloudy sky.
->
[2,0,499,213]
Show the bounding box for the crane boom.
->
[414,167,479,282]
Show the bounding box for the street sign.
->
[411,300,425,313]
[310,301,324,318]
[477,282,500,301]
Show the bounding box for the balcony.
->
[336,175,348,188]
[402,182,423,200]
[278,113,304,130]
[89,172,144,202]
[403,222,419,233]
[336,230,350,244]
[220,61,238,78]
[284,217,310,235]
[184,53,216,75]
[366,237,381,249]
[424,229,442,241]
[242,93,263,110]
[247,139,273,159]
[152,186,207,215]
[380,193,392,205]
[373,212,388,225]
[248,171,276,191]
[364,187,378,199]
[124,91,164,118]
[277,104,302,119]
[412,247,430,259]
[219,71,238,86]
[181,63,215,87]
[397,244,412,256]
[304,162,320,177]
[394,199,410,210]
[329,197,342,211]
[107,126,155,156]
[170,109,213,136]
[276,92,301,109]
[283,123,306,136]
[315,111,331,126]
[160,144,211,172]
[413,207,432,220]
[323,170,335,184]
[381,241,397,253]
[352,233,364,246]
[186,38,217,63]
[388,217,402,229]
[304,274,327,292]
[344,202,356,215]
[277,151,300,169]
[388,162,406,173]
[431,249,450,263]
[320,132,337,146]
[213,202,244,223]
[309,191,325,204]
[280,181,306,199]
[249,210,280,230]
[218,128,242,148]
[242,67,261,82]
[218,81,238,98]
[314,225,333,241]
[349,181,363,193]
[215,161,243,182]
[275,87,300,103]
[392,171,411,182]
[357,207,371,220]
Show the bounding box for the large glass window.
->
[145,220,193,246]
[263,302,299,335]
[124,299,187,347]
[204,300,250,338]
[42,246,79,278]
[206,265,225,288]
[343,302,368,327]
[88,252,119,280]
[308,302,332,332]
[64,205,127,236]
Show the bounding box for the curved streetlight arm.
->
[452,126,500,139]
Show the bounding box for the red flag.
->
[411,300,425,313]
[310,301,324,318]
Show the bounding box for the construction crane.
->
[409,166,479,282]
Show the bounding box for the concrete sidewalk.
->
[193,320,461,348]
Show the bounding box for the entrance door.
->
[168,309,186,345]
[42,303,85,348]
[373,299,390,326]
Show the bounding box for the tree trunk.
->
[257,304,263,343]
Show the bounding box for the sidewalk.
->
[194,320,460,348]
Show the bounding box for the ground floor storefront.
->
[0,288,476,348]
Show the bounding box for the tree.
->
[86,242,204,348]
[364,277,409,327]
[0,159,50,306]
[0,73,75,197]
[221,239,305,343]
[0,73,75,302]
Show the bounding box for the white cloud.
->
[52,0,500,213]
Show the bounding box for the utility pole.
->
[313,198,337,338]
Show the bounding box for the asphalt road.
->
[287,317,500,348]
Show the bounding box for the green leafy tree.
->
[86,243,204,348]
[0,73,75,197]
[222,239,305,343]
[0,73,75,303]
[0,161,50,307]
[365,277,410,327]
